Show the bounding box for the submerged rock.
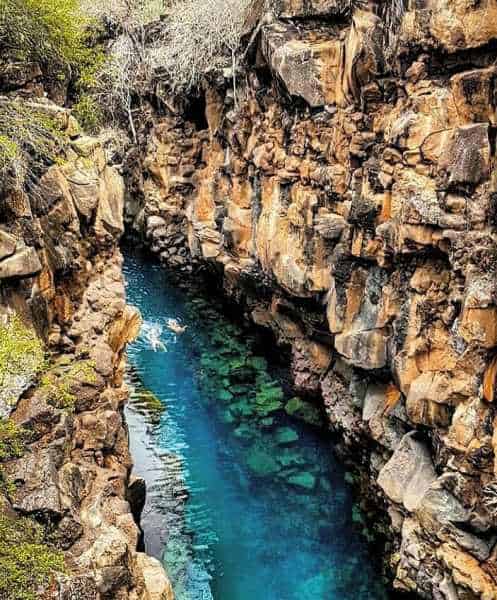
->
[246,444,281,476]
[277,447,308,469]
[284,397,324,427]
[287,471,316,490]
[275,427,299,445]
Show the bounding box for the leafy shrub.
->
[0,0,107,134]
[0,0,97,77]
[0,514,65,600]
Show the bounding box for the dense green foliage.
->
[0,0,96,74]
[0,514,65,600]
[0,0,105,136]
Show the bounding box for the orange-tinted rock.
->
[483,356,497,402]
[401,0,497,53]
[262,22,341,107]
[127,3,497,596]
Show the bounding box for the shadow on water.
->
[123,248,392,600]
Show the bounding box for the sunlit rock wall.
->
[129,1,497,597]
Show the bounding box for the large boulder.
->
[95,167,125,240]
[8,445,63,515]
[0,247,41,280]
[262,21,341,107]
[0,229,17,260]
[377,432,437,511]
[133,553,175,600]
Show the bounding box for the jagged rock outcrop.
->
[0,110,173,599]
[127,1,497,598]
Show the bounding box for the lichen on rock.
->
[0,315,45,417]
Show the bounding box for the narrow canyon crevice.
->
[122,2,497,599]
[1,0,497,599]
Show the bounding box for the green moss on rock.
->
[0,513,65,600]
[0,315,45,412]
[0,417,29,494]
[40,359,96,411]
[0,419,27,461]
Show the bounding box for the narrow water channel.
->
[123,248,389,600]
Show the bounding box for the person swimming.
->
[166,318,187,334]
[143,322,167,352]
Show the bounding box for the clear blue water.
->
[123,249,389,600]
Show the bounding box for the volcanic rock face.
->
[128,1,497,597]
[0,115,173,599]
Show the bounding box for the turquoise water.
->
[123,249,389,600]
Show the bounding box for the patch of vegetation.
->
[0,0,98,77]
[0,314,45,407]
[0,99,67,191]
[71,93,103,134]
[0,136,20,173]
[40,360,96,411]
[0,0,106,135]
[0,513,65,600]
[0,418,27,462]
[0,417,29,495]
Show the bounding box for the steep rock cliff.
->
[128,1,497,598]
[0,103,173,599]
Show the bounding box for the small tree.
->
[158,0,252,101]
[0,0,97,81]
[82,0,165,140]
[88,0,253,135]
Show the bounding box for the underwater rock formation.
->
[126,1,497,597]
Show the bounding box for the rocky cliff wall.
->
[0,104,173,599]
[127,1,497,598]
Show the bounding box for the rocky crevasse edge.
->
[0,108,173,599]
